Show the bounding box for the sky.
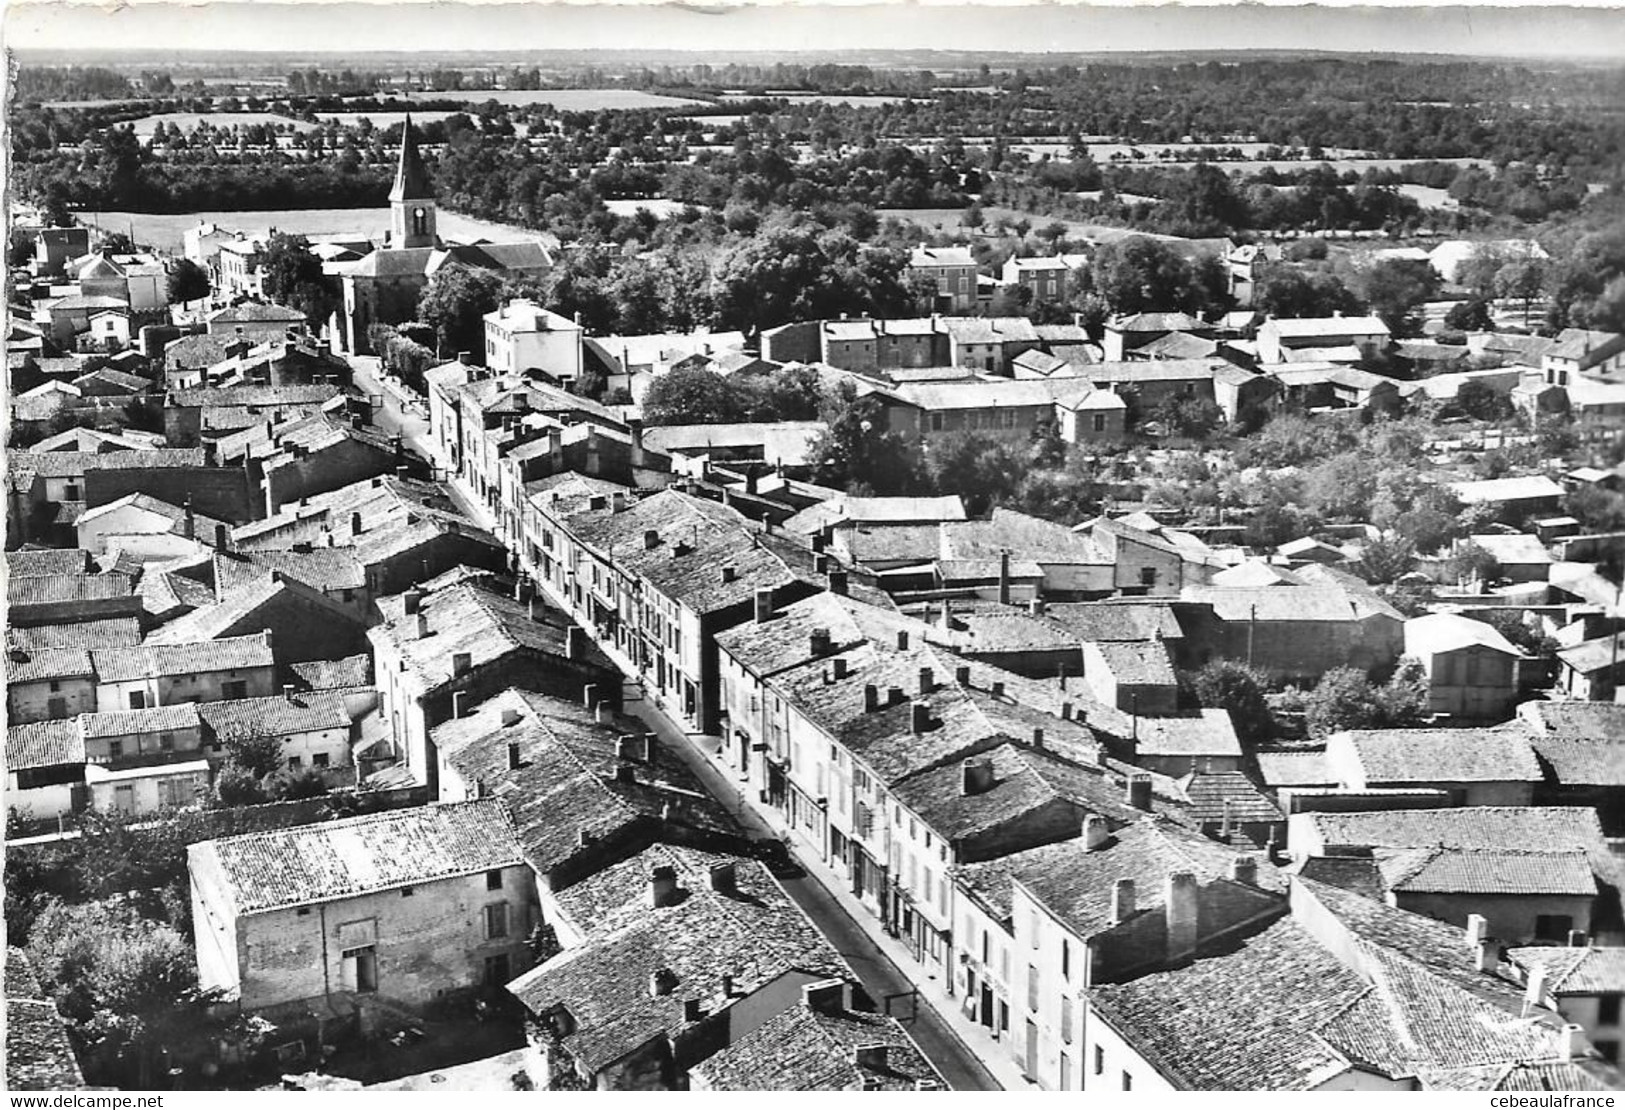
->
[5,1,1625,59]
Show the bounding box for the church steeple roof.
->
[389,114,434,203]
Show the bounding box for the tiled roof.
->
[146,574,352,646]
[8,573,136,609]
[76,491,229,540]
[1495,1062,1625,1092]
[1264,315,1390,338]
[5,646,96,685]
[1516,702,1625,786]
[1113,311,1208,333]
[197,690,353,743]
[5,549,91,577]
[1508,946,1625,995]
[944,508,1109,565]
[1556,634,1625,676]
[1130,711,1243,760]
[997,817,1286,939]
[1088,640,1177,686]
[1450,475,1566,504]
[7,617,141,651]
[782,494,966,535]
[1381,847,1597,897]
[1089,919,1368,1090]
[372,581,614,692]
[1211,561,1305,588]
[715,591,950,681]
[216,547,368,593]
[690,998,940,1091]
[838,522,942,565]
[91,633,273,682]
[435,688,733,879]
[207,301,306,324]
[194,798,522,914]
[1404,612,1524,657]
[1181,585,1378,624]
[166,383,339,408]
[79,702,201,740]
[1338,726,1543,785]
[6,719,87,770]
[507,845,848,1074]
[5,951,87,1091]
[1468,532,1553,565]
[1178,770,1283,824]
[1043,600,1183,642]
[289,654,373,691]
[1255,750,1335,788]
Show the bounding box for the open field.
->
[603,198,706,219]
[397,88,710,110]
[81,208,560,253]
[719,93,916,107]
[126,111,317,137]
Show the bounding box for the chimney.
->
[1031,726,1045,749]
[939,597,954,629]
[1465,913,1489,950]
[832,658,848,680]
[501,706,521,727]
[628,417,645,468]
[351,510,364,536]
[998,549,1011,605]
[183,501,196,540]
[214,523,230,550]
[507,742,522,771]
[403,589,423,615]
[990,681,1005,699]
[578,828,594,847]
[452,651,471,676]
[802,979,846,1015]
[754,587,774,624]
[566,624,587,660]
[452,690,469,719]
[1569,929,1589,948]
[616,734,645,763]
[814,554,829,575]
[706,862,737,894]
[887,685,904,707]
[457,350,472,365]
[614,762,636,784]
[1166,872,1199,960]
[415,612,430,640]
[1560,1023,1586,1062]
[582,684,599,709]
[896,630,910,651]
[863,684,880,712]
[852,1045,889,1072]
[649,968,676,997]
[282,684,296,702]
[955,665,971,686]
[918,666,934,695]
[682,999,704,1023]
[1525,964,1549,1011]
[961,756,994,795]
[810,628,833,657]
[1127,774,1153,811]
[528,598,539,622]
[721,564,738,583]
[1230,855,1258,886]
[648,864,679,909]
[1083,814,1110,851]
[1110,878,1136,926]
[911,700,931,734]
[611,491,628,513]
[644,528,660,550]
[828,569,848,596]
[1028,597,1045,617]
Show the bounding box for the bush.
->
[1183,661,1274,744]
[1304,662,1429,740]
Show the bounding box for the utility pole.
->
[1247,603,1257,669]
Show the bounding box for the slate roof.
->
[6,719,87,770]
[1338,726,1543,784]
[90,633,273,682]
[7,617,141,651]
[507,846,848,1074]
[434,688,733,879]
[194,798,521,914]
[690,999,939,1091]
[197,690,353,742]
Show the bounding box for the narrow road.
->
[625,697,1002,1092]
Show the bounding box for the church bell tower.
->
[389,114,436,250]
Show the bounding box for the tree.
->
[1185,661,1274,744]
[1443,298,1494,333]
[1359,257,1441,337]
[811,382,922,495]
[642,366,747,426]
[259,232,336,329]
[1494,258,1548,330]
[1154,393,1223,440]
[1088,236,1210,315]
[1350,534,1416,585]
[165,258,210,305]
[418,263,507,361]
[1304,662,1427,740]
[923,432,1020,516]
[1437,540,1500,586]
[1454,379,1513,422]
[211,765,269,809]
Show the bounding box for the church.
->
[333,116,553,356]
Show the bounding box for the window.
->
[48,680,60,693]
[159,732,174,751]
[487,869,504,891]
[1027,965,1039,1012]
[1094,1046,1105,1076]
[982,930,991,965]
[1122,1071,1133,1091]
[313,753,330,768]
[222,680,248,700]
[483,953,511,987]
[485,903,509,940]
[401,886,415,898]
[108,740,124,759]
[1601,996,1622,1026]
[1030,910,1042,948]
[1600,1041,1620,1065]
[1061,994,1074,1044]
[1139,566,1157,587]
[296,907,311,917]
[1060,1052,1073,1091]
[929,413,944,432]
[1535,914,1575,942]
[1093,413,1107,433]
[128,691,146,709]
[1061,939,1071,981]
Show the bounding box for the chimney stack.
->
[1127,774,1153,811]
[614,762,636,784]
[452,690,469,719]
[810,628,833,657]
[828,569,848,596]
[998,550,1011,605]
[648,864,679,909]
[896,630,910,651]
[644,529,659,550]
[707,862,737,894]
[961,756,995,795]
[214,523,230,550]
[1110,878,1136,926]
[990,681,1005,699]
[955,665,971,686]
[403,589,423,615]
[415,612,430,640]
[1229,855,1257,886]
[501,706,521,727]
[283,684,296,702]
[1083,814,1110,851]
[582,684,599,709]
[754,587,774,624]
[832,658,848,680]
[566,624,587,660]
[911,701,932,734]
[452,651,471,676]
[649,968,676,998]
[918,666,935,695]
[683,999,704,1023]
[802,979,846,1015]
[507,741,522,771]
[863,684,880,712]
[722,564,738,583]
[1569,929,1589,948]
[183,500,196,540]
[351,510,364,536]
[1560,1023,1586,1062]
[1031,726,1045,749]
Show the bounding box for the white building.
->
[483,300,583,382]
